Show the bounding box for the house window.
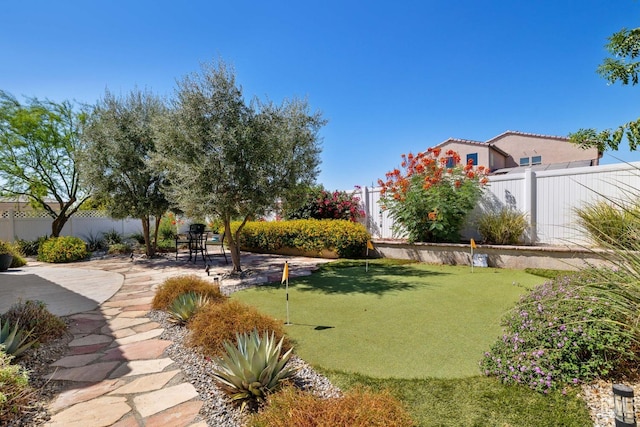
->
[531,155,542,165]
[519,157,530,166]
[446,156,456,168]
[466,153,478,166]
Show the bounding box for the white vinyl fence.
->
[0,210,142,243]
[358,161,640,246]
[3,161,639,247]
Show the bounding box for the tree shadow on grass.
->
[279,264,450,295]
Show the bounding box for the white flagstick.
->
[285,278,290,325]
[366,240,374,273]
[471,244,474,273]
[366,245,369,272]
[282,261,290,325]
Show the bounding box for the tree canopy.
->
[83,89,171,256]
[155,60,325,271]
[0,91,90,236]
[570,26,640,152]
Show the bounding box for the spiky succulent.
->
[166,291,209,325]
[0,318,36,357]
[212,329,296,411]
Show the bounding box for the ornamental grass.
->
[151,275,226,310]
[249,386,415,427]
[0,349,33,423]
[188,299,291,356]
[1,300,67,344]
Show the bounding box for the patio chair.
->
[175,223,208,263]
[205,231,228,264]
[187,223,208,263]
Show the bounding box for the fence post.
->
[363,186,371,235]
[523,169,537,244]
[8,210,16,242]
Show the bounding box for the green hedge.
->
[233,219,370,258]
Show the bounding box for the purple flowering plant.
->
[480,271,634,393]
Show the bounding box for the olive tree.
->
[83,89,171,256]
[155,60,325,272]
[0,91,91,236]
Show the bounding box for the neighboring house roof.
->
[435,137,511,157]
[486,130,572,144]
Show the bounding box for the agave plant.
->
[166,291,210,325]
[0,318,36,357]
[212,329,296,411]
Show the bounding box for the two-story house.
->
[431,131,601,174]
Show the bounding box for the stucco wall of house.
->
[489,149,506,170]
[437,141,492,168]
[490,133,599,168]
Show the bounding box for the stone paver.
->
[45,396,131,427]
[111,416,141,427]
[133,321,161,332]
[36,253,330,426]
[109,357,174,378]
[48,361,121,382]
[109,370,180,394]
[117,310,148,318]
[102,296,154,308]
[68,334,113,347]
[106,317,150,331]
[51,353,102,368]
[101,339,172,361]
[133,383,200,417]
[144,400,204,427]
[49,379,124,412]
[69,341,111,355]
[115,328,163,345]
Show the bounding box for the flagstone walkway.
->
[31,253,330,427]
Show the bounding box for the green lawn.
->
[233,260,593,426]
[233,261,543,378]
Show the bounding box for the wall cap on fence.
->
[371,238,609,254]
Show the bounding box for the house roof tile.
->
[487,130,570,144]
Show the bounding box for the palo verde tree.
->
[570,26,640,152]
[155,60,325,272]
[82,89,171,257]
[0,91,91,236]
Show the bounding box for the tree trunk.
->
[51,214,68,237]
[224,219,242,272]
[151,215,161,257]
[141,217,152,257]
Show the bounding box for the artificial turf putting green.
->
[232,261,545,379]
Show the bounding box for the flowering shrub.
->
[285,187,365,222]
[378,148,488,242]
[158,212,183,240]
[37,236,87,263]
[480,272,634,393]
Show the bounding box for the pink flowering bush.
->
[480,271,634,393]
[285,186,364,222]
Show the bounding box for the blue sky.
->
[3,1,640,190]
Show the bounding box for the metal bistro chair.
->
[187,223,208,263]
[206,231,228,265]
